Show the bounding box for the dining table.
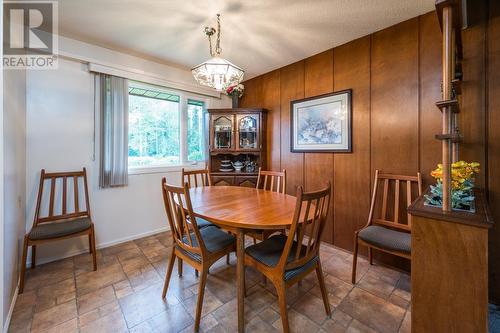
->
[185,185,299,333]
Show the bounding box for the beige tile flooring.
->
[8,231,411,333]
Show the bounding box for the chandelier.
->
[191,14,244,91]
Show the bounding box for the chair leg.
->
[91,226,97,271]
[195,270,199,277]
[178,258,183,277]
[194,269,209,332]
[352,235,359,284]
[226,253,230,265]
[253,237,257,245]
[316,260,331,316]
[276,282,290,333]
[243,270,247,297]
[369,247,373,265]
[162,250,176,299]
[88,234,93,254]
[19,237,29,294]
[262,234,267,285]
[31,245,36,269]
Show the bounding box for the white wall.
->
[26,37,230,264]
[3,67,26,328]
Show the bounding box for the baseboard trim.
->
[26,226,169,267]
[4,284,19,333]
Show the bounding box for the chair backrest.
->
[368,170,423,231]
[182,168,212,188]
[278,183,331,271]
[161,178,207,258]
[256,168,286,194]
[33,168,91,227]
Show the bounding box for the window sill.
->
[128,163,205,175]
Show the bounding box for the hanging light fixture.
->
[191,14,244,91]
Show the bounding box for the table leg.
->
[236,229,245,333]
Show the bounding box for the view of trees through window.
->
[128,85,206,168]
[128,94,180,167]
[187,100,204,161]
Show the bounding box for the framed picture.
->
[290,89,352,153]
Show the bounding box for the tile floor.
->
[8,231,411,333]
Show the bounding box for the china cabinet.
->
[208,108,267,187]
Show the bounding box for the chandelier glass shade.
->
[191,14,244,91]
[192,56,244,91]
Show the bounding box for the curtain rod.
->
[56,52,222,99]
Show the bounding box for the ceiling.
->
[57,0,435,79]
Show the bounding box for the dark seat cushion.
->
[29,217,91,240]
[186,216,215,229]
[178,226,235,262]
[358,225,411,254]
[195,217,215,229]
[245,234,318,281]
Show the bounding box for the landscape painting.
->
[290,90,352,152]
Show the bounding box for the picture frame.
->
[290,89,352,153]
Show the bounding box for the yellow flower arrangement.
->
[426,161,479,210]
[430,161,480,190]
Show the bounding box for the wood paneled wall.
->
[241,10,497,281]
[241,12,442,254]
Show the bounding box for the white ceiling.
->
[57,0,435,79]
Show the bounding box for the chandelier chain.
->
[215,14,222,55]
[207,33,214,57]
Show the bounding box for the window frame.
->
[127,81,210,175]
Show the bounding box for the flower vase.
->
[232,94,239,109]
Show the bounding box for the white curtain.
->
[95,74,129,188]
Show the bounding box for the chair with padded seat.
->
[182,167,230,271]
[182,168,214,230]
[20,168,97,293]
[244,183,332,333]
[352,170,422,284]
[161,178,236,332]
[247,168,287,244]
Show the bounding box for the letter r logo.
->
[3,2,56,55]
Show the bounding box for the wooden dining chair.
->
[182,167,231,270]
[182,167,212,188]
[244,183,332,333]
[20,168,97,293]
[161,178,236,332]
[182,168,215,229]
[248,168,287,243]
[352,170,422,283]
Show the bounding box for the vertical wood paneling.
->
[461,23,486,188]
[371,18,419,176]
[240,76,262,108]
[304,50,334,243]
[488,0,500,304]
[419,13,443,186]
[333,36,371,251]
[280,61,305,194]
[240,13,491,276]
[260,71,281,171]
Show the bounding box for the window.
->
[128,82,207,171]
[187,99,205,161]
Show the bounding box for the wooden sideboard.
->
[408,189,493,333]
[207,108,267,187]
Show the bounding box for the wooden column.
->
[441,5,453,211]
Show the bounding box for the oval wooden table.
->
[186,186,298,333]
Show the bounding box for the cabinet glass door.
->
[213,115,233,150]
[237,115,259,150]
